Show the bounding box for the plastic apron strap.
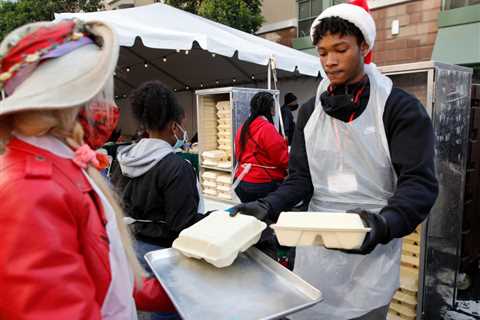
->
[232,163,252,191]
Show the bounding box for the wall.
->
[260,27,298,47]
[257,0,298,47]
[275,76,320,121]
[116,91,196,136]
[116,98,137,136]
[176,91,196,136]
[372,0,441,65]
[135,0,156,6]
[261,0,297,25]
[276,76,319,106]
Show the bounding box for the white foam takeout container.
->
[173,211,267,268]
[271,212,371,250]
[202,150,227,161]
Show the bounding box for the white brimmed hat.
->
[0,20,118,118]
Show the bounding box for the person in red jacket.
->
[233,91,288,259]
[0,20,174,319]
[234,91,289,198]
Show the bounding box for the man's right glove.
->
[343,208,391,255]
[229,200,272,221]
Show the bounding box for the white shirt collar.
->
[14,133,74,159]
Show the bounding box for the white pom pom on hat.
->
[309,0,376,63]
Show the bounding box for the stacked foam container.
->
[201,170,219,197]
[201,99,218,150]
[216,101,233,167]
[201,150,228,168]
[216,173,232,200]
[199,100,234,200]
[201,170,232,200]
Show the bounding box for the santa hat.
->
[310,0,375,64]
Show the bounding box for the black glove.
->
[342,208,391,255]
[229,200,272,221]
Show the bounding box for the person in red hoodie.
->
[233,91,288,259]
[0,20,174,319]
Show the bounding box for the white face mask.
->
[173,123,188,149]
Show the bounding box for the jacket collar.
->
[14,133,74,159]
[7,136,92,193]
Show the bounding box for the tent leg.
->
[267,58,272,90]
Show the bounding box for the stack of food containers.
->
[201,99,218,150]
[201,150,228,167]
[201,170,219,196]
[199,99,235,201]
[216,173,232,200]
[216,101,232,167]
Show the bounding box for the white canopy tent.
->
[56,3,322,134]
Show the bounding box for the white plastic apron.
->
[290,64,402,320]
[15,134,137,319]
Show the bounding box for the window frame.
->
[297,0,345,37]
[443,0,480,10]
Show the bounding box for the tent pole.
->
[268,57,272,90]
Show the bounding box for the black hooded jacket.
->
[112,139,203,247]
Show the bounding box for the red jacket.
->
[234,117,288,183]
[0,138,175,320]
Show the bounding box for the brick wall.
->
[258,27,297,48]
[372,0,441,66]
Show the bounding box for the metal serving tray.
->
[145,248,322,320]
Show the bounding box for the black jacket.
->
[264,82,439,241]
[281,104,295,145]
[114,153,202,247]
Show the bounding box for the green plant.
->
[0,0,104,40]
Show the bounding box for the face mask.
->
[289,104,299,111]
[78,101,120,150]
[173,123,188,149]
[320,92,357,120]
[320,78,368,121]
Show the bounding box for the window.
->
[444,0,480,10]
[297,0,346,37]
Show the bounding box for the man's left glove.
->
[229,200,272,222]
[344,208,391,255]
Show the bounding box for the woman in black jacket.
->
[114,81,203,293]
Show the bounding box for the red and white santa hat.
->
[309,0,376,64]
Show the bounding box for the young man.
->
[281,92,298,145]
[231,1,438,319]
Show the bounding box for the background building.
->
[292,0,441,66]
[256,0,298,47]
[433,0,480,75]
[105,0,160,10]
